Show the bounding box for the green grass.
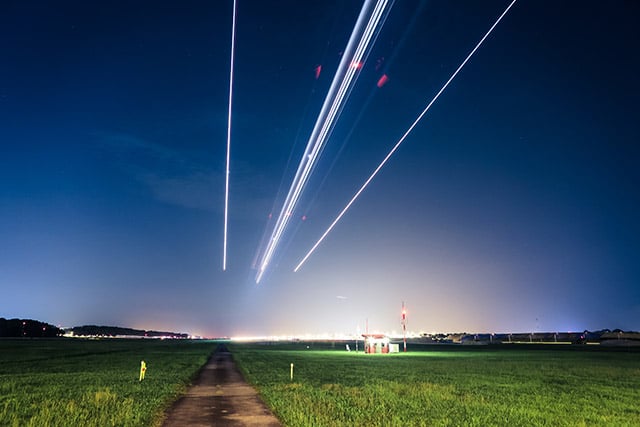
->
[229,343,640,426]
[0,338,217,426]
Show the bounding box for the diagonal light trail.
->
[223,0,237,271]
[255,0,394,283]
[294,0,518,273]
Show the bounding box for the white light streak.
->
[294,0,518,272]
[223,0,237,271]
[255,0,394,283]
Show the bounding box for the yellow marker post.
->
[139,360,147,381]
[290,363,294,381]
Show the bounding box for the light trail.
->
[255,0,394,283]
[223,0,237,271]
[294,0,518,273]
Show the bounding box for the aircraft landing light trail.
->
[255,0,394,284]
[293,0,518,273]
[223,0,237,271]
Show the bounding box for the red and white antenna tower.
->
[401,301,407,352]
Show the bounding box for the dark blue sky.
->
[1,1,638,337]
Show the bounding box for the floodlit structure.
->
[363,334,391,354]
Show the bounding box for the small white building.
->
[362,334,390,354]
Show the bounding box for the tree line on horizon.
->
[69,325,188,338]
[0,318,62,337]
[0,318,188,338]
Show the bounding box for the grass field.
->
[0,338,216,426]
[2,339,638,426]
[230,342,640,426]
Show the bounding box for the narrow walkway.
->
[162,344,281,427]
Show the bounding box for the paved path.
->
[162,344,281,427]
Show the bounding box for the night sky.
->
[2,1,638,337]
